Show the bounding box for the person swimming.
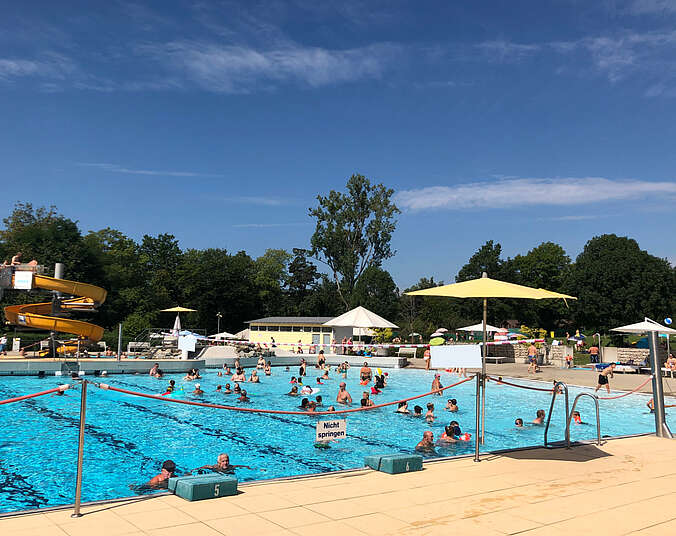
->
[287,385,299,396]
[413,405,423,417]
[396,401,410,414]
[192,453,253,474]
[224,383,232,394]
[532,409,546,425]
[515,418,524,428]
[445,398,458,412]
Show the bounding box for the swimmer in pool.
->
[147,460,176,488]
[315,395,323,406]
[193,453,253,474]
[287,385,299,396]
[532,409,546,425]
[515,418,524,428]
[425,403,435,423]
[415,431,436,453]
[438,425,458,444]
[231,368,246,382]
[238,390,250,402]
[396,401,410,414]
[572,411,583,424]
[412,405,423,417]
[445,398,458,412]
[249,370,260,383]
[192,383,204,396]
[336,382,352,405]
[233,383,242,394]
[224,383,232,394]
[299,398,309,409]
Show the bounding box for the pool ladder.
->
[544,382,601,449]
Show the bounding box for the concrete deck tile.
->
[464,509,543,534]
[145,521,224,536]
[121,506,198,531]
[630,518,676,535]
[341,512,411,535]
[205,513,289,535]
[257,506,331,528]
[174,498,250,520]
[57,514,140,536]
[0,513,56,531]
[290,519,368,536]
[227,492,300,512]
[8,525,69,536]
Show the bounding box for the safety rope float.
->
[94,375,476,416]
[0,384,71,405]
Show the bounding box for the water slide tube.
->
[4,273,107,342]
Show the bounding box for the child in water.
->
[445,399,458,412]
[425,403,435,423]
[413,405,423,417]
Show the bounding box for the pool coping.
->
[0,431,654,520]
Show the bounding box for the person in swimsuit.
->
[425,403,435,423]
[249,370,260,383]
[224,383,232,394]
[595,363,616,393]
[233,383,242,394]
[257,357,265,369]
[532,409,546,425]
[192,383,204,396]
[360,362,372,382]
[336,382,352,405]
[396,401,410,414]
[231,368,246,382]
[431,374,443,395]
[527,344,538,374]
[415,431,436,453]
[315,395,323,406]
[413,405,423,417]
[238,390,250,402]
[361,391,375,407]
[193,453,252,474]
[438,425,458,444]
[647,398,655,413]
[515,418,524,428]
[147,460,176,488]
[287,385,299,396]
[264,361,272,376]
[445,398,458,412]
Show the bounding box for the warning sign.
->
[316,419,347,441]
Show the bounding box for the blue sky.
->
[1,1,675,288]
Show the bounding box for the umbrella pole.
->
[649,331,673,438]
[481,298,487,445]
[474,371,481,462]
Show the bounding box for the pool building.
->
[247,316,344,347]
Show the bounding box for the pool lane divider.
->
[0,384,71,405]
[94,376,476,416]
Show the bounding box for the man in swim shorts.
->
[336,382,352,405]
[595,363,616,393]
[527,344,538,373]
[147,460,176,488]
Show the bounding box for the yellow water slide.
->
[4,274,108,342]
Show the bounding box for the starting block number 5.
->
[214,484,220,496]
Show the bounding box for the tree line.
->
[1,174,674,343]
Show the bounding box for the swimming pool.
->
[0,367,670,514]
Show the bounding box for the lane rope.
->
[0,385,71,405]
[93,375,476,416]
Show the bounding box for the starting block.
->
[364,454,423,474]
[168,474,238,501]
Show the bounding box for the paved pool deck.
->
[3,435,676,536]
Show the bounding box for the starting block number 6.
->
[214,484,220,496]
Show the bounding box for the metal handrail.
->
[544,381,569,447]
[565,393,601,448]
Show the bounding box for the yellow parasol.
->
[406,273,576,461]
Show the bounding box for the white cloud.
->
[396,177,676,211]
[0,53,76,81]
[77,162,222,178]
[225,196,288,206]
[627,0,676,14]
[139,40,402,93]
[474,40,541,62]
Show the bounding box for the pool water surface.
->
[0,366,670,513]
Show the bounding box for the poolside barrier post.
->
[117,323,122,361]
[648,331,673,439]
[71,380,87,518]
[474,372,481,462]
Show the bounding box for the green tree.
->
[565,234,675,331]
[254,249,291,316]
[309,174,399,310]
[286,248,320,315]
[350,266,400,321]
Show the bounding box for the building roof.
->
[247,317,335,325]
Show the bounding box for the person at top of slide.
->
[11,252,22,265]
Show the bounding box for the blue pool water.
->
[0,367,671,513]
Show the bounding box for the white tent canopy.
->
[611,318,676,335]
[456,323,502,332]
[210,331,237,339]
[324,306,398,329]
